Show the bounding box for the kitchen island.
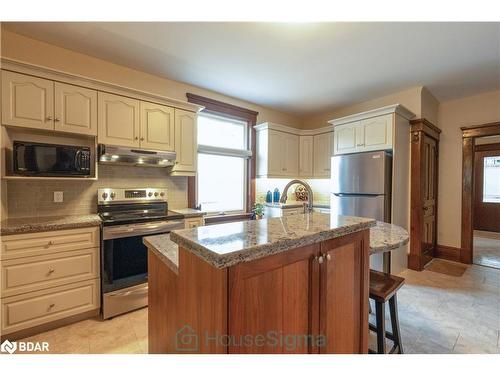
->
[146,213,381,354]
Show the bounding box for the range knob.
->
[101,192,108,200]
[160,192,165,197]
[110,192,116,199]
[148,192,153,197]
[154,192,159,197]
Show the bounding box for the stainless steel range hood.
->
[98,144,177,168]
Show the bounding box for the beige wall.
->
[0,29,302,128]
[421,87,440,125]
[301,86,424,129]
[437,90,500,248]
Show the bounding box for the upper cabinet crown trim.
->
[254,122,334,135]
[328,104,416,126]
[1,58,204,114]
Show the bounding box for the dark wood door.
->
[474,147,500,232]
[319,230,369,354]
[422,135,438,258]
[228,243,319,354]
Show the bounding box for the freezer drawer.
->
[330,194,390,222]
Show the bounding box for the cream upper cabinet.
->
[333,114,393,155]
[256,128,299,178]
[313,132,333,177]
[170,109,197,176]
[54,82,97,136]
[282,132,299,176]
[98,92,140,147]
[299,135,314,177]
[1,70,54,131]
[140,102,175,151]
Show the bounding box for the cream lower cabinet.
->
[169,109,197,176]
[313,132,333,177]
[2,70,98,136]
[332,114,393,155]
[0,226,101,337]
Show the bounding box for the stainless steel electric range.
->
[98,188,184,319]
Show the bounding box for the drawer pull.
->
[48,303,55,310]
[47,269,55,275]
[44,241,54,249]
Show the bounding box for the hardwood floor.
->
[19,260,500,354]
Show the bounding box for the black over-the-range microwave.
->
[13,141,92,177]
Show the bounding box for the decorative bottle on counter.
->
[266,191,273,203]
[273,188,280,204]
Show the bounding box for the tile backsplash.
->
[6,165,188,218]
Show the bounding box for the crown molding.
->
[0,57,204,113]
[254,122,334,136]
[328,104,416,126]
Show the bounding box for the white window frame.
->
[196,112,252,215]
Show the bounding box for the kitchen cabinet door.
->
[319,231,369,354]
[267,130,286,176]
[228,244,319,353]
[140,102,175,151]
[333,123,357,155]
[1,70,54,131]
[170,109,197,175]
[98,92,140,147]
[299,135,314,177]
[283,132,299,176]
[313,132,333,177]
[361,114,393,151]
[54,82,97,136]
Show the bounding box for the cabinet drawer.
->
[1,226,100,260]
[282,208,301,216]
[185,217,205,229]
[1,279,100,335]
[1,248,99,297]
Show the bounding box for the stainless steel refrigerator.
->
[330,150,392,271]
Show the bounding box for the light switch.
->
[54,191,64,203]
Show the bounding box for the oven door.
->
[101,220,184,319]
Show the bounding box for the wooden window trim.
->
[186,93,259,214]
[460,121,500,264]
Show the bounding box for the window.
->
[196,113,252,214]
[483,156,500,203]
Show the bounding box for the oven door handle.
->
[103,220,185,239]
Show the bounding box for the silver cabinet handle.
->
[54,118,60,122]
[48,303,55,310]
[356,143,364,146]
[326,253,331,261]
[46,116,53,121]
[140,137,145,141]
[134,137,139,140]
[318,255,324,264]
[47,269,55,275]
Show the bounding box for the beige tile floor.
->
[20,259,500,354]
[474,230,500,269]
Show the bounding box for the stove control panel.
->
[98,188,167,204]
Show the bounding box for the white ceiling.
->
[3,22,500,116]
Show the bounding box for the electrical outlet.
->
[53,191,64,203]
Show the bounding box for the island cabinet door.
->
[318,230,370,354]
[228,244,320,354]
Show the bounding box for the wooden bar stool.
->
[369,270,405,354]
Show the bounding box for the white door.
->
[1,71,54,131]
[54,82,97,136]
[361,114,393,151]
[98,92,140,147]
[171,109,197,174]
[267,130,286,176]
[314,132,333,177]
[283,133,299,176]
[299,135,314,177]
[333,123,358,155]
[140,102,175,151]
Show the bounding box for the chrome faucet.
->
[279,179,314,213]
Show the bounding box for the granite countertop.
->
[143,233,179,275]
[1,214,102,235]
[170,208,206,218]
[369,221,409,255]
[265,202,330,209]
[169,213,375,269]
[145,218,409,273]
